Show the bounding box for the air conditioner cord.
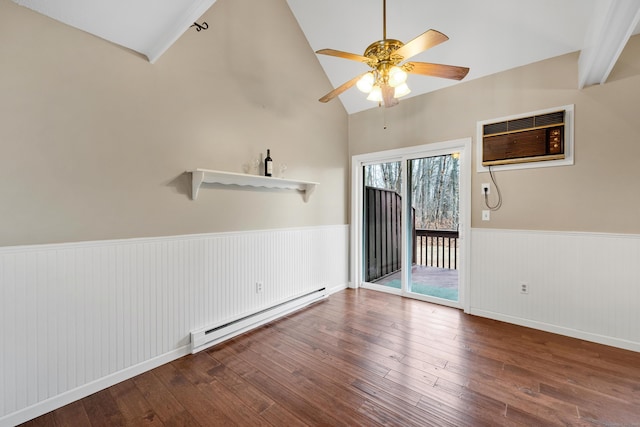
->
[484,166,502,211]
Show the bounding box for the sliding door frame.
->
[350,138,472,312]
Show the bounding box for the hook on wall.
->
[191,22,209,32]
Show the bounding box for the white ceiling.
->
[12,0,640,114]
[12,0,218,63]
[287,0,640,114]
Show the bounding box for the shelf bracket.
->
[191,170,205,200]
[302,183,315,202]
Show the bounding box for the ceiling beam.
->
[578,0,640,89]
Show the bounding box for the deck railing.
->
[364,186,404,282]
[414,229,459,270]
[364,186,459,282]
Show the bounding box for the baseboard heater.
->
[190,287,327,354]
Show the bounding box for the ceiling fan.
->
[316,0,470,107]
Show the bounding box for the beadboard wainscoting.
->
[470,228,640,352]
[0,225,349,427]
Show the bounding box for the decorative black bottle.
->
[264,149,273,177]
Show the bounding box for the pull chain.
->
[383,106,388,130]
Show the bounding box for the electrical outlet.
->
[256,282,264,293]
[482,210,490,221]
[520,282,529,294]
[481,183,490,195]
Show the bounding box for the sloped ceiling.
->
[12,0,218,63]
[12,0,640,114]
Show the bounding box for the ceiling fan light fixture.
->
[367,85,383,102]
[388,66,407,87]
[315,0,469,107]
[394,83,411,98]
[356,72,375,93]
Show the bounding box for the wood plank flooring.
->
[21,288,640,426]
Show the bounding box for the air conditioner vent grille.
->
[483,110,565,136]
[534,111,564,127]
[508,117,534,131]
[483,122,507,135]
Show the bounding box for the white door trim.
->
[350,138,472,313]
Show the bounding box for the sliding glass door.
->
[352,139,470,309]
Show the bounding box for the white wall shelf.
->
[189,169,318,202]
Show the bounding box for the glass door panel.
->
[362,161,404,292]
[406,154,460,303]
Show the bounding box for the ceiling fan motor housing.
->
[364,39,406,87]
[364,39,405,66]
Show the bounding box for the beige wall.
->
[4,0,640,246]
[0,0,348,247]
[349,35,640,234]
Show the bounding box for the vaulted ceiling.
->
[12,0,640,114]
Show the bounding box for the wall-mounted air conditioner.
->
[476,104,574,172]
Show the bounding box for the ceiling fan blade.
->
[316,48,370,63]
[319,73,368,103]
[393,29,449,61]
[404,62,470,80]
[381,84,399,108]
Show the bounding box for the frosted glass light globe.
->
[367,85,383,102]
[388,66,407,88]
[393,83,411,98]
[356,72,375,93]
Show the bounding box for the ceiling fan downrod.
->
[383,0,387,40]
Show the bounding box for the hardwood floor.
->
[21,289,640,426]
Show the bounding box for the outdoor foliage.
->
[364,155,459,230]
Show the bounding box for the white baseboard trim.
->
[0,346,191,427]
[469,308,640,353]
[328,283,349,295]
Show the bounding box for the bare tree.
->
[365,155,459,231]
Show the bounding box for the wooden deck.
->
[373,265,459,301]
[21,288,640,426]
